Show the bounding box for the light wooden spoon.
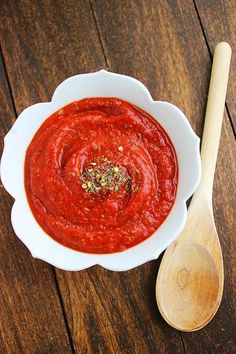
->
[156,42,232,332]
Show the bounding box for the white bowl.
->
[0,70,201,271]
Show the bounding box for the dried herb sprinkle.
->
[80,157,127,193]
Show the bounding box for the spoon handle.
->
[199,42,231,198]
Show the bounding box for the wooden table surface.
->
[0,1,235,353]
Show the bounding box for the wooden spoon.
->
[156,42,232,332]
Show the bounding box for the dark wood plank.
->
[1,0,235,353]
[91,0,212,136]
[91,0,236,352]
[0,0,106,113]
[195,0,236,131]
[57,261,184,354]
[0,54,71,353]
[0,1,185,353]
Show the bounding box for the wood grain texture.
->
[0,0,235,353]
[195,0,236,131]
[57,262,184,354]
[0,0,106,113]
[91,0,211,137]
[0,55,71,353]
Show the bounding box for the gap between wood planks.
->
[0,46,17,118]
[52,268,76,354]
[193,0,236,139]
[88,0,110,69]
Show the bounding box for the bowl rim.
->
[0,69,201,271]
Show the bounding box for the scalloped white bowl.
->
[0,70,201,271]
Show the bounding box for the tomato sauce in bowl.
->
[25,97,178,254]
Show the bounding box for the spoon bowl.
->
[157,242,220,331]
[156,191,224,331]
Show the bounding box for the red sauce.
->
[25,98,178,254]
